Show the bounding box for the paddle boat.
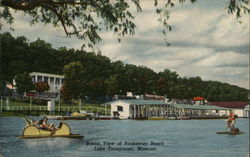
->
[18,118,84,138]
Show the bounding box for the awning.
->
[169,104,230,110]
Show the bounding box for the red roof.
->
[192,96,204,101]
[26,92,36,97]
[209,102,249,108]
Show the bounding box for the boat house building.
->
[103,99,230,119]
[208,102,250,118]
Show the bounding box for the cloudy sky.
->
[1,0,249,89]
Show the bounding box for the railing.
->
[1,105,111,115]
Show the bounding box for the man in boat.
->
[226,110,237,132]
[38,117,57,135]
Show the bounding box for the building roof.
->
[102,99,229,110]
[30,72,64,78]
[208,102,249,109]
[169,104,230,110]
[192,96,204,101]
[102,99,167,106]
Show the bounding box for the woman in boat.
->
[38,117,57,135]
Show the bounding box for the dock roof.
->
[102,99,167,106]
[102,100,230,110]
[208,102,249,109]
[169,104,230,110]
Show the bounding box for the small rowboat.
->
[216,131,244,135]
[19,118,84,138]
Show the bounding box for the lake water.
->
[0,117,249,157]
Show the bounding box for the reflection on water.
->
[0,117,249,157]
[22,138,71,148]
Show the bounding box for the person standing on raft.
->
[226,110,236,132]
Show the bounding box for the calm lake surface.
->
[0,117,249,157]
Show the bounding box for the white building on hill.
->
[30,72,64,93]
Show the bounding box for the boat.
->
[166,116,177,120]
[177,116,189,120]
[71,111,93,117]
[94,115,113,120]
[148,117,167,120]
[19,118,84,138]
[216,131,244,135]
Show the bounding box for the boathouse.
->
[169,104,230,117]
[103,100,168,119]
[208,102,250,118]
[103,100,230,119]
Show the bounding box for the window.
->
[44,77,49,82]
[117,106,123,112]
[55,78,60,85]
[50,77,54,83]
[37,76,42,82]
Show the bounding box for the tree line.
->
[0,32,248,101]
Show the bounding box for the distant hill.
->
[0,32,248,101]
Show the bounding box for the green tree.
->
[60,82,72,100]
[63,61,87,98]
[0,32,248,101]
[14,72,35,94]
[157,69,178,98]
[0,0,248,48]
[105,75,119,96]
[0,0,142,48]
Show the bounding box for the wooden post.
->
[58,91,61,114]
[105,105,107,116]
[134,105,136,118]
[29,97,32,113]
[0,97,2,112]
[137,105,140,118]
[6,97,9,110]
[79,99,81,111]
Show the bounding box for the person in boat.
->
[226,110,236,132]
[38,117,57,135]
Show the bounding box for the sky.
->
[1,0,249,89]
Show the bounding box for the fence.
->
[0,98,111,116]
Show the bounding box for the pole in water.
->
[0,97,2,112]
